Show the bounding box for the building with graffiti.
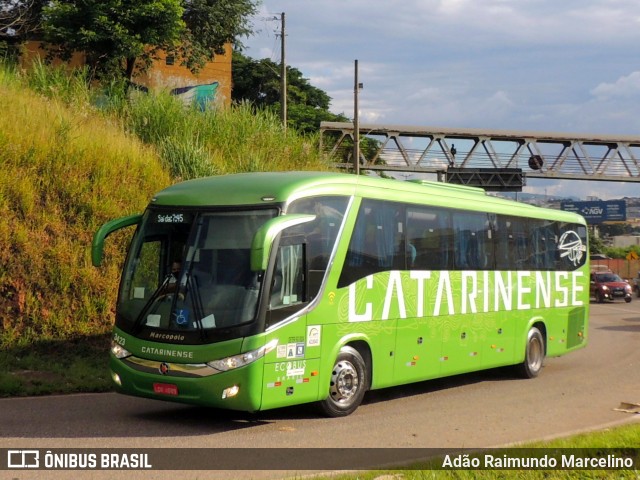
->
[18,41,232,108]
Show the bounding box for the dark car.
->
[590,271,632,303]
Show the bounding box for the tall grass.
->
[0,63,169,346]
[125,93,331,179]
[0,59,335,349]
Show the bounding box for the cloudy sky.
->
[243,0,640,200]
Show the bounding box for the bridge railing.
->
[320,122,640,183]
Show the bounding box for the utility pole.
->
[353,60,362,175]
[280,12,287,131]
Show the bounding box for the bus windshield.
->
[117,208,277,339]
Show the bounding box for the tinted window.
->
[407,206,453,270]
[452,212,493,270]
[337,200,587,287]
[338,199,405,287]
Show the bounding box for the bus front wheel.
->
[517,327,545,379]
[319,346,368,417]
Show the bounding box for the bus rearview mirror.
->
[250,214,316,271]
[92,214,142,267]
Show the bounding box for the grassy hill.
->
[0,62,332,394]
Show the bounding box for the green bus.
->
[92,172,589,417]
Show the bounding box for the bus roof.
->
[150,171,585,223]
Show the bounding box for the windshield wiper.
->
[132,273,173,333]
[187,274,208,340]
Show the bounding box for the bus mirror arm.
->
[250,214,316,271]
[91,214,142,267]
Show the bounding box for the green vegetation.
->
[591,222,640,259]
[0,335,111,396]
[125,91,330,178]
[0,61,332,395]
[232,51,349,134]
[603,245,640,260]
[2,0,258,81]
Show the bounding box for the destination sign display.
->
[151,212,193,224]
[560,200,626,224]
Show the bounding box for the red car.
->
[590,271,632,303]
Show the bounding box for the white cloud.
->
[591,71,640,99]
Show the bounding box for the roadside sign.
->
[626,251,638,261]
[560,200,626,224]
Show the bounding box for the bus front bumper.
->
[109,354,264,411]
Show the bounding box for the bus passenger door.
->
[260,239,321,410]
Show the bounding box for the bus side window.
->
[269,244,304,309]
[338,199,403,286]
[556,222,587,270]
[452,212,492,270]
[287,196,349,299]
[494,217,514,270]
[529,221,555,270]
[513,220,530,270]
[494,215,531,270]
[407,206,452,271]
[266,242,307,327]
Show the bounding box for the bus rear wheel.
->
[318,346,368,417]
[516,327,545,379]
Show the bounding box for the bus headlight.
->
[111,372,122,386]
[111,341,132,359]
[207,339,278,372]
[222,385,240,399]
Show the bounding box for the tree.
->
[1,0,47,58]
[232,51,349,134]
[43,0,186,80]
[589,229,605,255]
[0,0,46,40]
[41,0,258,81]
[177,0,257,71]
[231,52,283,107]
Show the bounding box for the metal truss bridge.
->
[320,122,640,185]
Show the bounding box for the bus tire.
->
[517,327,545,379]
[318,346,368,417]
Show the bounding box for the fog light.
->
[222,385,240,399]
[111,372,122,386]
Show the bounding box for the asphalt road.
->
[1,301,638,479]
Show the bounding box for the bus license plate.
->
[153,383,178,396]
